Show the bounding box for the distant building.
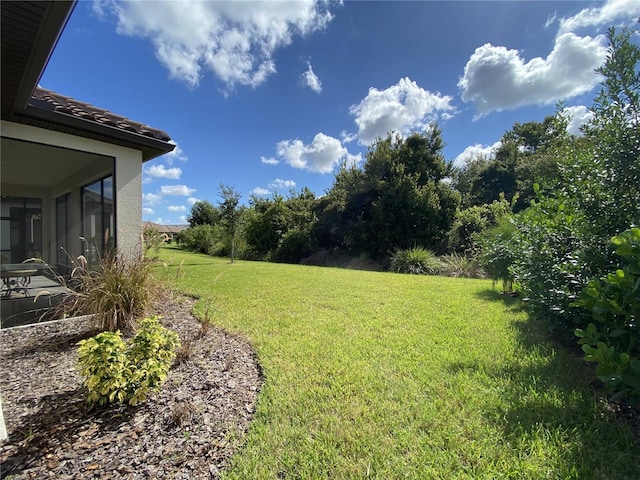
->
[143,221,188,242]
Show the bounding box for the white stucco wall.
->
[1,121,144,261]
[115,152,144,259]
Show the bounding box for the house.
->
[143,221,188,242]
[1,1,176,275]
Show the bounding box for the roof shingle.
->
[30,87,172,142]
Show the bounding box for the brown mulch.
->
[0,295,263,479]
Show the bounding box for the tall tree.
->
[495,26,640,332]
[573,26,640,235]
[313,162,365,251]
[452,154,490,208]
[218,184,242,263]
[456,115,564,210]
[317,128,459,258]
[187,200,219,227]
[245,189,317,261]
[245,193,288,259]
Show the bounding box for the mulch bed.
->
[0,295,263,479]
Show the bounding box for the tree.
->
[313,162,365,251]
[447,195,512,254]
[218,184,243,263]
[571,26,640,236]
[497,26,640,334]
[503,116,560,153]
[469,156,517,207]
[452,154,490,208]
[316,128,460,258]
[187,200,219,228]
[244,193,288,259]
[245,189,317,262]
[455,115,565,211]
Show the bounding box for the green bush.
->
[574,228,640,401]
[479,218,518,292]
[390,247,442,275]
[77,316,180,407]
[501,28,639,337]
[447,195,512,254]
[508,189,594,328]
[179,223,248,259]
[180,224,221,255]
[440,253,485,278]
[273,229,313,264]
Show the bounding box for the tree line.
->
[167,27,639,400]
[179,113,575,266]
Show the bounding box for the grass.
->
[156,245,639,479]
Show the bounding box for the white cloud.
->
[251,187,270,196]
[177,215,188,224]
[187,197,201,205]
[261,156,279,165]
[154,217,165,224]
[459,33,607,115]
[453,141,502,168]
[276,133,351,174]
[167,205,187,212]
[349,77,455,145]
[98,0,334,91]
[558,0,640,36]
[143,207,155,215]
[561,105,594,136]
[302,62,322,93]
[164,141,188,164]
[143,193,162,206]
[340,130,357,144]
[544,12,557,29]
[144,164,182,179]
[269,178,297,189]
[160,185,196,196]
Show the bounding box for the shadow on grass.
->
[460,289,640,478]
[158,262,219,268]
[474,288,523,309]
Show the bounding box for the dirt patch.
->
[0,295,263,479]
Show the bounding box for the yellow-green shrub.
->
[77,316,180,406]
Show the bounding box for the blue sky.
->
[40,0,640,225]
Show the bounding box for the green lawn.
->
[156,246,639,479]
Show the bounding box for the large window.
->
[0,196,42,264]
[82,176,114,264]
[56,193,70,272]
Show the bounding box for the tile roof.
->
[30,87,171,142]
[144,221,188,235]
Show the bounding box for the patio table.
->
[1,265,40,298]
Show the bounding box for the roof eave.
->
[11,1,76,115]
[16,105,176,161]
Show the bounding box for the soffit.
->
[0,137,111,189]
[1,1,75,119]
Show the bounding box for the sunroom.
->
[1,1,175,326]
